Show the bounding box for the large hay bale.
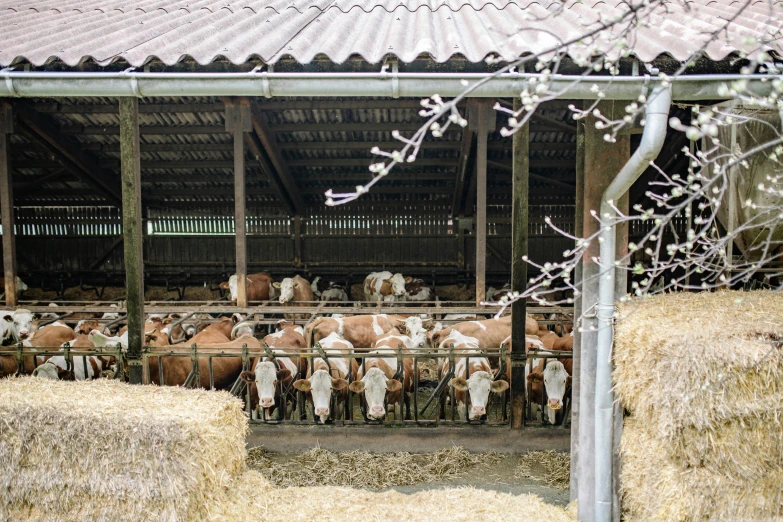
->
[615,291,783,520]
[204,470,577,522]
[0,378,247,522]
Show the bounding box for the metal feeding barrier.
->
[139,343,516,426]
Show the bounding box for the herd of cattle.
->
[1,272,572,424]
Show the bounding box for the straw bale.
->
[246,446,501,489]
[0,378,247,522]
[620,418,783,521]
[614,291,783,479]
[204,470,577,522]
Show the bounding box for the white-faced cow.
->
[293,332,351,423]
[274,275,315,320]
[363,272,409,302]
[220,272,277,302]
[241,321,307,420]
[1,309,36,345]
[439,331,509,421]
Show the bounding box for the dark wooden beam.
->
[510,100,529,430]
[226,98,253,307]
[250,103,306,215]
[13,101,121,205]
[530,113,577,134]
[119,97,144,384]
[488,160,575,170]
[32,102,226,114]
[452,106,476,217]
[0,105,17,306]
[287,158,459,168]
[61,125,227,136]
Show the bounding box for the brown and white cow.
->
[485,284,512,303]
[32,333,106,381]
[429,315,513,353]
[305,314,411,350]
[363,271,409,302]
[220,272,277,302]
[311,277,349,303]
[404,278,434,303]
[348,330,419,420]
[1,320,76,377]
[293,332,351,423]
[440,331,509,421]
[241,321,307,420]
[526,332,572,424]
[275,275,315,320]
[0,309,36,345]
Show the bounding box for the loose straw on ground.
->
[515,450,571,489]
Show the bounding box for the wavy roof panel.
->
[1,0,781,67]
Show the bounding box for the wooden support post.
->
[294,215,302,267]
[471,101,495,306]
[119,98,144,384]
[226,99,252,307]
[0,105,17,306]
[577,101,631,522]
[510,100,529,429]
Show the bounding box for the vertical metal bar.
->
[119,98,144,384]
[728,119,738,277]
[449,345,456,422]
[158,355,164,385]
[464,353,470,423]
[294,215,302,267]
[0,105,18,307]
[571,110,585,499]
[510,99,529,429]
[413,356,419,423]
[208,356,214,390]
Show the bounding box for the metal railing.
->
[0,342,125,380]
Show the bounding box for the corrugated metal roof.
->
[1,0,781,67]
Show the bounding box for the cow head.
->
[32,361,74,381]
[450,370,509,420]
[1,313,12,342]
[348,367,402,420]
[231,319,254,340]
[388,273,408,297]
[223,274,240,301]
[543,360,570,411]
[241,361,292,410]
[275,278,297,304]
[75,320,101,335]
[293,369,348,424]
[310,276,322,298]
[9,309,35,341]
[88,330,128,352]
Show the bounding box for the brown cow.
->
[404,278,434,303]
[220,272,277,302]
[305,314,411,350]
[1,322,78,377]
[241,321,307,420]
[430,315,513,352]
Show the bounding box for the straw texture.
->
[0,378,247,522]
[615,291,783,520]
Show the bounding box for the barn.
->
[1,1,782,520]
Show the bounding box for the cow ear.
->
[491,379,509,393]
[404,276,413,284]
[276,368,291,381]
[348,381,365,394]
[33,313,41,320]
[331,378,349,391]
[397,325,408,335]
[272,282,281,289]
[2,314,12,322]
[449,377,468,391]
[386,379,403,392]
[566,375,572,388]
[293,379,310,392]
[219,282,229,290]
[240,371,255,383]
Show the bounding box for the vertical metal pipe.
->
[0,105,17,307]
[119,97,144,384]
[571,109,585,498]
[594,85,672,522]
[510,99,529,429]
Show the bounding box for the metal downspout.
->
[594,84,672,521]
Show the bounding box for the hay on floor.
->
[515,451,571,489]
[0,377,247,522]
[203,469,577,522]
[246,446,501,489]
[614,291,783,520]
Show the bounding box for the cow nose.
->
[19,330,29,337]
[471,406,486,416]
[548,399,562,410]
[315,407,329,416]
[260,398,274,408]
[370,406,385,418]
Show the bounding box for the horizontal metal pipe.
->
[0,70,779,100]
